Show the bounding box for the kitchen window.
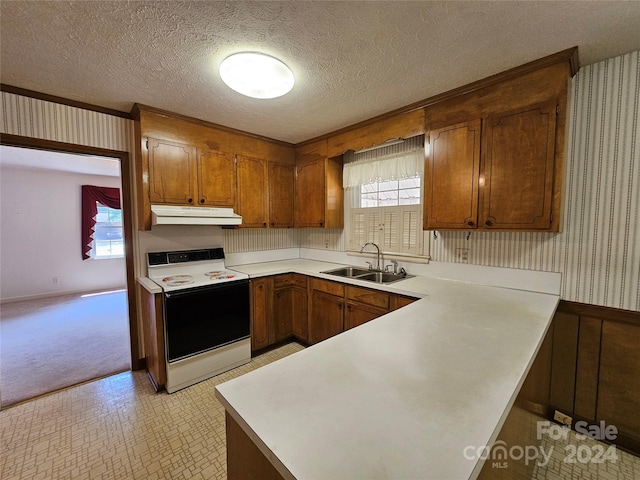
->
[343,136,428,259]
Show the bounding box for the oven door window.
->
[164,280,250,362]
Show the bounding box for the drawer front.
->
[273,274,294,288]
[311,278,345,297]
[292,274,308,288]
[346,285,389,309]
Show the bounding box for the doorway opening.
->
[0,138,139,408]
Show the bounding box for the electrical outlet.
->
[553,410,573,426]
[456,248,469,263]
[52,276,60,284]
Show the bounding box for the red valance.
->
[82,185,121,259]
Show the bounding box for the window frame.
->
[90,202,124,260]
[343,136,430,262]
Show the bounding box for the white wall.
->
[0,164,126,301]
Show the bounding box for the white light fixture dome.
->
[219,52,295,99]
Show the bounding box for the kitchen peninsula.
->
[215,259,560,480]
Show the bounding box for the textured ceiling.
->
[2,1,640,144]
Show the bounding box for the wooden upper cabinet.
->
[269,162,295,228]
[147,138,197,205]
[237,155,269,228]
[480,101,557,230]
[294,139,343,228]
[237,157,295,229]
[197,149,236,207]
[424,120,481,229]
[147,138,236,208]
[424,101,559,232]
[295,158,326,227]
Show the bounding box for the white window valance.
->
[343,149,424,188]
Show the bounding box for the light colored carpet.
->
[0,290,131,407]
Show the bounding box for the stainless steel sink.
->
[321,266,372,278]
[322,266,414,284]
[355,271,415,284]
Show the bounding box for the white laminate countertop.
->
[216,259,560,480]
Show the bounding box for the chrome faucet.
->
[360,242,382,271]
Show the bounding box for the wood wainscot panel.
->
[574,316,602,421]
[551,300,640,455]
[597,319,640,451]
[549,311,579,414]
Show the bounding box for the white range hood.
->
[151,205,242,226]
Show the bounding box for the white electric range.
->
[146,247,250,393]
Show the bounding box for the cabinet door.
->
[480,101,557,229]
[273,287,294,342]
[147,138,197,205]
[424,120,481,229]
[269,162,295,228]
[345,302,387,330]
[295,159,326,227]
[197,149,236,207]
[251,278,272,351]
[237,155,269,227]
[291,286,308,342]
[309,291,343,344]
[597,320,640,445]
[389,294,417,311]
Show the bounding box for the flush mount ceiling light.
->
[219,52,295,99]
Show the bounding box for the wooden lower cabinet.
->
[309,290,344,344]
[390,294,418,311]
[345,301,387,330]
[291,285,308,342]
[139,283,165,391]
[250,277,273,351]
[344,285,390,330]
[549,301,640,455]
[251,274,308,351]
[250,273,418,350]
[273,286,293,342]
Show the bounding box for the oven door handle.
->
[164,279,249,299]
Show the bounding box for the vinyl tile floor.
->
[1,341,639,480]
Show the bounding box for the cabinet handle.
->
[338,304,342,309]
[319,222,324,227]
[263,222,267,227]
[188,198,193,204]
[467,221,475,227]
[271,222,275,227]
[485,220,493,226]
[199,198,205,204]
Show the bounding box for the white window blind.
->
[344,136,427,258]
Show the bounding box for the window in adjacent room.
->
[81,185,123,260]
[92,203,123,258]
[343,135,429,259]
